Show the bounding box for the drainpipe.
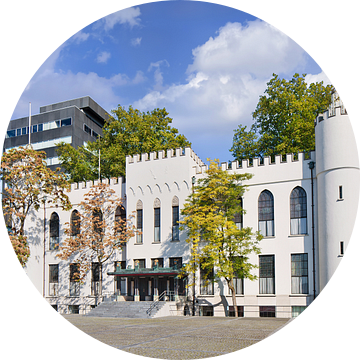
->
[308,161,316,300]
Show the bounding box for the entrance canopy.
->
[108,266,182,278]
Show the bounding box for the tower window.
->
[340,241,344,256]
[339,186,343,200]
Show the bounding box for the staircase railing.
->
[146,291,175,316]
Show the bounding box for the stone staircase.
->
[85,301,166,318]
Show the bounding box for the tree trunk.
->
[99,262,103,298]
[228,280,238,317]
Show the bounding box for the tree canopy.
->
[180,159,262,317]
[57,105,191,182]
[230,73,333,161]
[1,147,71,266]
[57,182,136,296]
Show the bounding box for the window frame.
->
[258,190,275,237]
[290,186,307,235]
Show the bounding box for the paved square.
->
[63,315,290,359]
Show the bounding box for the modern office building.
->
[4,96,107,171]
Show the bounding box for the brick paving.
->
[63,315,289,359]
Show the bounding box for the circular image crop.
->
[2,1,359,359]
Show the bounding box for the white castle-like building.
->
[23,92,359,318]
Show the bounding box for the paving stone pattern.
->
[63,315,289,359]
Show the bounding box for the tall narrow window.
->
[136,200,143,244]
[290,187,307,235]
[115,206,126,236]
[49,264,59,296]
[258,190,274,236]
[200,262,214,295]
[234,198,243,230]
[154,198,161,243]
[340,241,345,256]
[70,210,80,237]
[228,256,243,295]
[93,208,103,235]
[291,254,308,294]
[91,262,100,296]
[339,186,343,200]
[172,196,180,241]
[259,255,275,294]
[69,263,80,296]
[49,212,60,250]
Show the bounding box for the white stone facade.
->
[22,94,359,318]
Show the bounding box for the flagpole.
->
[28,102,31,146]
[98,148,101,181]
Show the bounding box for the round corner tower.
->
[315,90,360,292]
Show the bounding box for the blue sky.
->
[11,0,329,163]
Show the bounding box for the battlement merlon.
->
[69,176,125,192]
[126,147,205,167]
[193,151,315,175]
[315,90,347,126]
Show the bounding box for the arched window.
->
[172,196,180,241]
[70,210,80,237]
[93,208,103,235]
[115,206,126,220]
[136,200,143,244]
[258,190,274,237]
[290,187,307,235]
[234,198,243,230]
[49,212,59,250]
[154,198,161,243]
[115,206,126,231]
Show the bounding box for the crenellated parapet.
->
[126,147,205,167]
[315,90,347,126]
[69,176,124,192]
[193,151,315,175]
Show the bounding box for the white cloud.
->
[12,66,131,120]
[131,37,142,46]
[186,20,306,78]
[305,71,332,86]
[148,60,170,91]
[101,7,141,31]
[71,31,90,44]
[136,21,304,126]
[96,51,111,64]
[133,20,323,161]
[132,70,146,84]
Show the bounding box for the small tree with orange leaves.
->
[57,182,135,298]
[1,146,71,266]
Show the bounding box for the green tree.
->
[56,142,98,183]
[180,159,262,317]
[1,146,71,266]
[57,105,191,182]
[231,73,333,161]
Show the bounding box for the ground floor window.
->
[228,306,244,317]
[68,305,79,314]
[199,306,213,316]
[291,254,308,294]
[228,277,243,295]
[259,306,276,317]
[200,264,214,295]
[259,255,275,294]
[292,306,306,317]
